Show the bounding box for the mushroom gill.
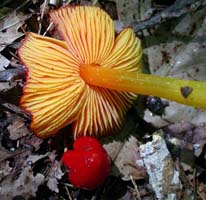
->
[19,6,140,138]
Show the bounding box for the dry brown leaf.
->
[47,160,63,193]
[163,121,206,157]
[0,54,9,70]
[46,152,63,193]
[7,116,31,140]
[0,166,44,200]
[0,161,12,180]
[23,153,48,167]
[0,11,30,52]
[116,0,152,26]
[104,136,146,181]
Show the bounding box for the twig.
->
[9,51,19,60]
[0,0,31,21]
[62,0,73,6]
[64,185,73,200]
[0,20,25,32]
[131,0,206,33]
[0,12,32,32]
[43,22,54,36]
[193,168,198,200]
[38,0,48,34]
[0,98,31,120]
[130,174,141,200]
[0,149,29,163]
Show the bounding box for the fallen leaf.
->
[116,0,152,26]
[23,154,48,167]
[104,136,146,181]
[0,161,12,180]
[163,121,206,157]
[0,11,30,52]
[0,54,9,70]
[0,166,44,200]
[46,152,63,193]
[7,116,31,140]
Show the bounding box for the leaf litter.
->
[0,0,206,199]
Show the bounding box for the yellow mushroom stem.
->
[80,64,206,108]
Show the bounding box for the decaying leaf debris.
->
[0,0,206,199]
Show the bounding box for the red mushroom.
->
[18,6,206,138]
[61,136,110,190]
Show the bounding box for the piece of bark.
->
[139,134,182,200]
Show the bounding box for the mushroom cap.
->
[19,6,142,138]
[62,136,111,190]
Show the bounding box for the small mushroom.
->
[61,136,111,190]
[18,6,206,138]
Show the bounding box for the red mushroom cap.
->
[62,136,110,190]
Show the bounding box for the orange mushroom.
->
[18,6,206,138]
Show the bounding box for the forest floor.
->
[0,0,206,199]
